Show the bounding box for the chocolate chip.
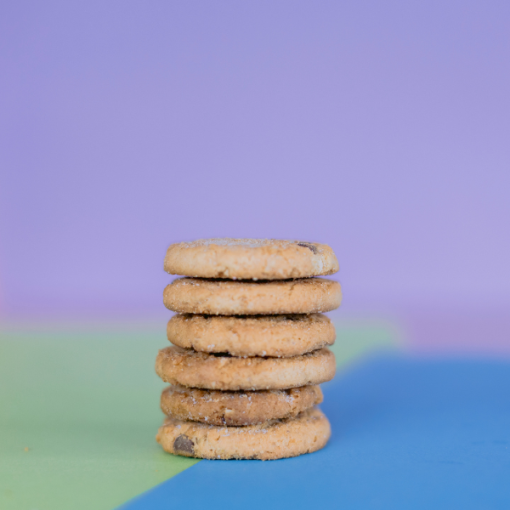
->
[174,434,195,455]
[296,242,318,254]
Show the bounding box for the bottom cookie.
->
[156,407,330,460]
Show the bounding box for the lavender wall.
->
[1,1,509,318]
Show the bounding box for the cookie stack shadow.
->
[155,239,342,460]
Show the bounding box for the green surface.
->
[330,318,401,366]
[0,326,198,510]
[0,319,399,510]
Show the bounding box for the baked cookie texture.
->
[160,384,323,426]
[155,346,336,391]
[156,237,340,460]
[163,277,342,315]
[156,407,331,460]
[164,238,339,280]
[167,313,335,358]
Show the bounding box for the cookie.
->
[163,277,342,315]
[156,407,330,460]
[155,346,335,391]
[167,313,335,358]
[160,384,323,426]
[164,238,339,280]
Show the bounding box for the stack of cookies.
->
[155,239,342,460]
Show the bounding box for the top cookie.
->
[164,238,339,280]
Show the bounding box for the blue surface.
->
[122,355,510,509]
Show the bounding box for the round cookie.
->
[155,346,336,391]
[164,238,339,280]
[163,277,342,315]
[167,313,336,357]
[156,407,331,460]
[160,384,323,426]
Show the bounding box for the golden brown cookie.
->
[167,313,335,357]
[156,407,330,460]
[164,238,339,280]
[160,384,323,426]
[155,346,336,390]
[163,277,342,315]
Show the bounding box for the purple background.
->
[1,2,509,347]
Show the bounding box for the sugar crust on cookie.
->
[155,346,336,391]
[156,407,331,460]
[160,384,323,426]
[163,277,342,315]
[164,238,339,280]
[167,313,335,357]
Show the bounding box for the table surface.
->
[2,321,509,510]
